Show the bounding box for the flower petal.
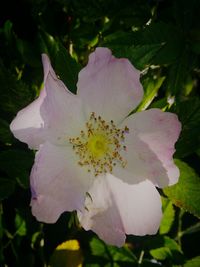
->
[77,47,143,122]
[9,54,60,149]
[119,109,181,187]
[31,142,93,223]
[40,54,86,145]
[78,174,162,247]
[10,54,87,149]
[10,88,46,149]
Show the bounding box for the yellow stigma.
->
[69,112,129,176]
[87,134,109,158]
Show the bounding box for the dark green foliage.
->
[0,0,200,266]
[172,97,200,158]
[55,43,81,93]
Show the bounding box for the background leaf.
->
[171,97,200,158]
[164,159,200,218]
[55,43,81,94]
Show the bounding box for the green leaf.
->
[104,22,184,65]
[184,256,200,267]
[88,237,137,266]
[103,31,136,46]
[16,38,41,67]
[159,198,175,234]
[108,245,137,263]
[179,222,200,237]
[0,150,34,188]
[150,236,183,262]
[38,32,81,94]
[109,44,163,69]
[90,237,108,258]
[0,60,33,114]
[166,50,196,95]
[137,76,165,111]
[150,246,171,260]
[164,159,200,218]
[0,177,15,200]
[2,20,13,41]
[138,22,184,65]
[55,44,81,94]
[172,97,200,158]
[0,118,13,144]
[38,30,59,59]
[166,55,186,95]
[15,213,27,236]
[150,97,169,110]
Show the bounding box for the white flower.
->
[10,48,181,246]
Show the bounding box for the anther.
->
[69,112,129,176]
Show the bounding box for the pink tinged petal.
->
[9,54,59,149]
[78,174,162,247]
[113,136,168,185]
[77,47,143,122]
[40,54,86,145]
[120,109,181,187]
[10,88,46,149]
[30,142,93,223]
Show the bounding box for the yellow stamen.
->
[69,112,129,176]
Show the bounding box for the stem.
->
[138,250,144,265]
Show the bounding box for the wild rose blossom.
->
[10,48,181,246]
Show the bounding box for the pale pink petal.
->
[40,54,87,145]
[77,47,143,122]
[10,54,86,149]
[113,135,170,186]
[78,174,162,247]
[31,142,93,223]
[118,109,181,187]
[9,54,57,149]
[10,88,46,149]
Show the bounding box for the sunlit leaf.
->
[49,240,83,267]
[164,160,200,218]
[38,30,59,59]
[15,213,27,236]
[184,256,200,267]
[150,236,183,262]
[159,198,175,235]
[137,76,165,111]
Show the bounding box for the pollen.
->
[69,112,129,176]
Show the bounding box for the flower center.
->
[69,112,129,176]
[87,134,109,158]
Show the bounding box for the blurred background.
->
[0,0,200,266]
